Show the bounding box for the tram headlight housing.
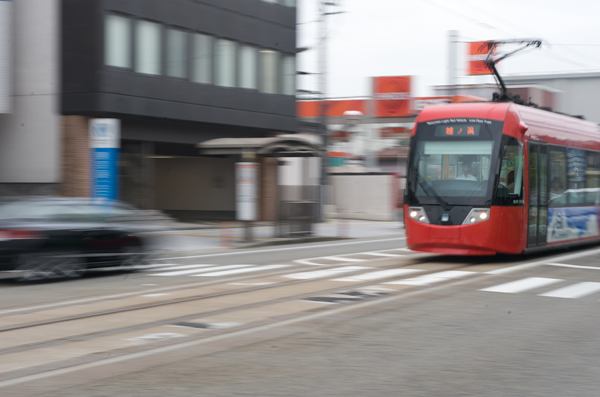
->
[462,208,491,225]
[408,207,430,224]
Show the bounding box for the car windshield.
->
[407,119,504,206]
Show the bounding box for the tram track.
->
[0,258,492,366]
[0,256,467,355]
[2,244,593,389]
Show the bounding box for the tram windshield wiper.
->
[415,173,451,210]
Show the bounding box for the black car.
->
[0,197,157,281]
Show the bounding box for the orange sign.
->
[297,100,366,118]
[373,76,412,117]
[468,41,494,75]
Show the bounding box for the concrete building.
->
[0,0,297,219]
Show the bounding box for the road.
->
[2,230,600,396]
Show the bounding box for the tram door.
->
[527,143,548,248]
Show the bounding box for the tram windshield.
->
[407,119,504,206]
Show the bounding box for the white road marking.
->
[193,265,291,277]
[294,258,330,266]
[334,268,422,282]
[538,282,600,299]
[149,265,248,277]
[479,277,562,294]
[321,256,366,262]
[385,270,474,286]
[285,266,369,280]
[162,237,407,260]
[545,263,600,270]
[486,246,600,275]
[142,264,217,272]
[361,252,402,257]
[229,282,276,286]
[126,333,185,344]
[141,293,170,297]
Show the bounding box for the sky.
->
[296,0,600,99]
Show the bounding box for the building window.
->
[215,39,236,88]
[239,45,258,90]
[105,15,131,68]
[260,50,279,94]
[281,55,295,96]
[166,28,187,79]
[192,34,213,84]
[135,20,161,75]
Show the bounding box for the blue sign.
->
[90,119,120,201]
[548,207,599,243]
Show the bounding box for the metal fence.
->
[277,201,315,237]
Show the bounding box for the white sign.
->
[236,162,259,221]
[90,118,120,149]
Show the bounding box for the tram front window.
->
[414,141,494,201]
[408,119,504,207]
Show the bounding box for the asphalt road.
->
[4,237,600,396]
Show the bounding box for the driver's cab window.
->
[496,137,524,204]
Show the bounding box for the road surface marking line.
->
[385,270,474,285]
[284,266,369,280]
[538,282,600,299]
[193,265,291,277]
[361,252,402,257]
[142,293,170,297]
[486,246,600,275]
[141,264,216,272]
[545,263,600,270]
[479,277,562,293]
[149,265,249,277]
[163,237,407,260]
[334,268,422,282]
[294,259,330,266]
[321,256,366,262]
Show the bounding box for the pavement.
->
[142,219,405,254]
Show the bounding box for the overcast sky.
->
[296,0,600,98]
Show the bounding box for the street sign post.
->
[90,119,121,201]
[236,162,259,241]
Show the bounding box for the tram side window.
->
[585,151,600,205]
[548,149,567,207]
[565,147,588,205]
[495,137,523,205]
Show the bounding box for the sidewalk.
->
[143,219,405,254]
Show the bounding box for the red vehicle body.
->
[404,102,600,255]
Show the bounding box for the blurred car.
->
[0,197,159,281]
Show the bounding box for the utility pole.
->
[447,30,459,95]
[316,0,343,222]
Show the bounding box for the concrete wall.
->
[328,173,398,221]
[0,0,61,192]
[154,157,236,218]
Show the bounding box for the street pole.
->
[317,0,329,223]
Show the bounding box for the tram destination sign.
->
[428,118,492,137]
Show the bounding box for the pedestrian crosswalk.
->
[137,253,600,301]
[480,278,600,299]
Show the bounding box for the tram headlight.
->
[408,207,430,224]
[462,208,491,225]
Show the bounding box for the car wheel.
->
[121,245,148,268]
[15,253,54,281]
[16,252,86,281]
[51,253,87,279]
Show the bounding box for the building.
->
[0,0,297,219]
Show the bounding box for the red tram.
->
[404,101,600,255]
